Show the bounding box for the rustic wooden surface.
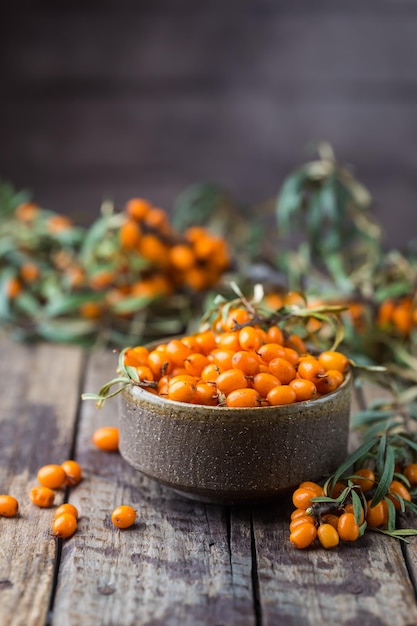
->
[1,334,417,626]
[1,1,417,248]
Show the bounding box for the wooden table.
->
[2,335,417,626]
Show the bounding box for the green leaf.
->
[371,444,395,506]
[330,438,377,490]
[275,169,306,234]
[351,489,364,526]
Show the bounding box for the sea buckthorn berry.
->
[125,197,151,221]
[61,460,82,486]
[193,382,218,406]
[283,347,300,366]
[318,350,349,373]
[266,325,284,345]
[284,334,307,354]
[268,357,296,384]
[291,508,311,520]
[52,513,78,539]
[298,482,324,497]
[195,330,217,354]
[404,463,417,486]
[165,339,193,367]
[135,365,154,383]
[321,514,340,529]
[257,343,286,363]
[210,349,235,372]
[289,379,318,402]
[337,512,360,542]
[344,503,365,525]
[328,481,347,498]
[111,505,137,529]
[119,219,141,249]
[238,326,262,352]
[226,388,262,408]
[0,495,19,517]
[30,486,55,508]
[315,369,344,395]
[292,487,319,510]
[54,503,79,520]
[216,369,248,397]
[37,464,67,489]
[223,308,250,331]
[201,363,221,383]
[216,331,241,352]
[366,499,388,528]
[92,426,119,452]
[252,372,281,397]
[267,385,296,406]
[317,523,340,549]
[168,376,197,403]
[169,244,195,271]
[290,522,317,549]
[388,480,411,509]
[351,468,375,493]
[297,358,327,385]
[148,349,173,378]
[231,351,260,377]
[184,353,210,377]
[290,515,315,532]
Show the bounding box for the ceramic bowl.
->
[118,367,352,505]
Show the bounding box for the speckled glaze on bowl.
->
[118,370,352,505]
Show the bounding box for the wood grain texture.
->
[0,336,85,626]
[51,349,255,626]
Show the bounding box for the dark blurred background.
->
[1,0,416,249]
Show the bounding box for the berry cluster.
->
[1,427,136,539]
[120,305,349,408]
[289,463,417,549]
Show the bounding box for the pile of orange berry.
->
[289,463,417,549]
[122,305,349,408]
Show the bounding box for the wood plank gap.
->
[250,511,263,626]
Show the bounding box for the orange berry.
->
[289,378,318,402]
[318,350,349,374]
[54,503,79,520]
[169,244,195,271]
[315,369,344,394]
[20,262,40,283]
[216,332,241,352]
[257,343,286,363]
[0,495,19,517]
[268,357,296,384]
[210,349,235,372]
[403,463,417,486]
[119,219,141,249]
[135,365,155,383]
[284,334,307,354]
[252,372,281,397]
[292,487,319,510]
[344,502,365,525]
[266,325,284,345]
[297,358,327,384]
[226,388,262,408]
[238,326,262,352]
[52,512,77,538]
[283,347,300,366]
[267,385,296,406]
[111,505,136,529]
[290,522,317,549]
[321,514,340,529]
[37,464,67,489]
[388,480,411,509]
[165,339,193,367]
[92,426,119,452]
[337,512,360,542]
[298,481,324,496]
[223,308,251,332]
[5,277,22,299]
[366,500,388,528]
[195,330,217,355]
[216,369,248,397]
[184,353,210,377]
[201,363,221,383]
[148,349,173,378]
[290,515,315,532]
[351,468,375,493]
[61,460,82,486]
[291,507,311,520]
[231,351,260,377]
[317,523,340,549]
[124,346,150,368]
[193,382,218,406]
[168,376,197,403]
[30,486,55,508]
[125,197,151,221]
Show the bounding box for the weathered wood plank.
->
[251,382,417,626]
[51,349,255,626]
[0,336,85,626]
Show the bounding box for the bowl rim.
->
[123,368,352,415]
